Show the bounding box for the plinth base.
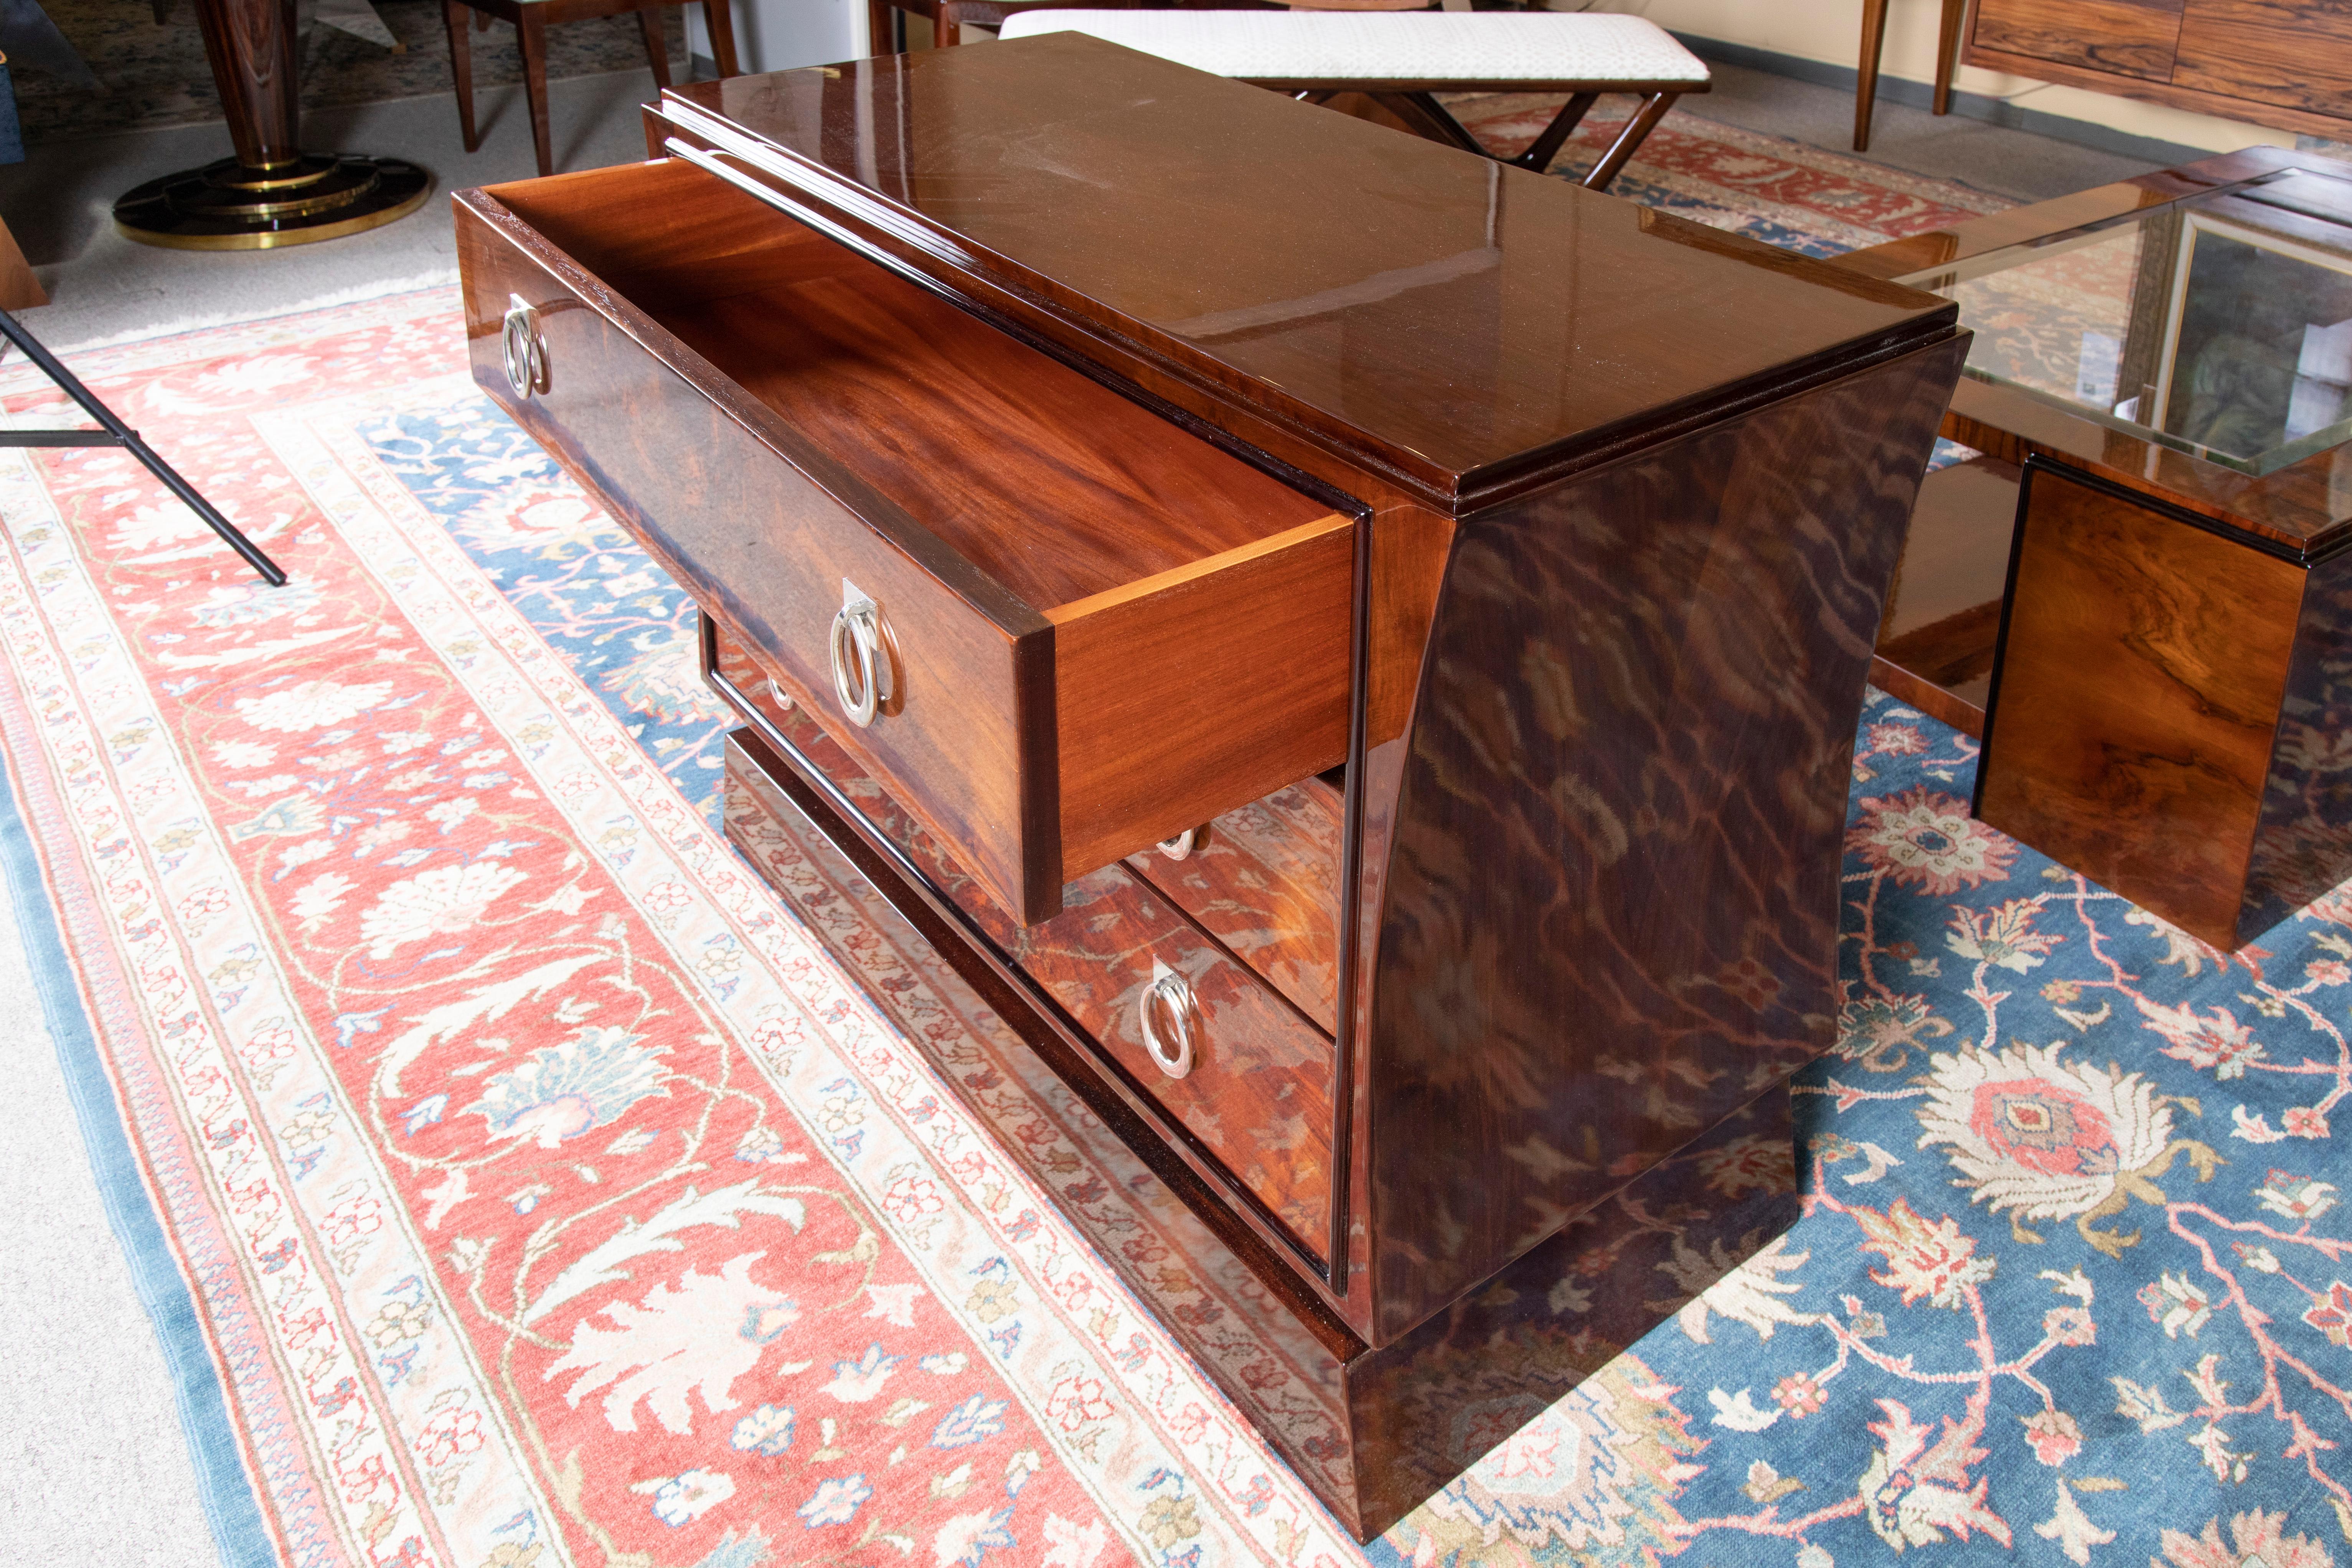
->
[114,153,431,251]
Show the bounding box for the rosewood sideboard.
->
[454,34,1964,1537]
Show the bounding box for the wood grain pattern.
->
[1361,334,1964,1342]
[1052,515,1352,876]
[2173,0,2352,117]
[1976,463,2303,949]
[2241,544,2352,936]
[650,38,1957,508]
[1971,0,2185,79]
[461,158,1364,918]
[1128,777,1346,1035]
[192,0,300,167]
[456,188,1058,923]
[1963,38,2352,135]
[711,627,1340,1260]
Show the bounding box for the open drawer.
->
[454,156,1351,924]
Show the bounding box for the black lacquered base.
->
[113,153,431,251]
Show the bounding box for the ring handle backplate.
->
[1139,960,1198,1079]
[828,580,897,728]
[501,294,546,398]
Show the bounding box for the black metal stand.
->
[0,308,287,586]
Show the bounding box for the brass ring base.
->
[113,154,432,251]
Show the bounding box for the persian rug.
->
[13,0,687,145]
[2,116,2347,1568]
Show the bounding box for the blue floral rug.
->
[354,387,2352,1567]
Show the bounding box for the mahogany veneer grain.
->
[462,38,1965,1535]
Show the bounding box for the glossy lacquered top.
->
[660,35,1955,500]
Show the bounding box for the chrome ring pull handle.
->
[501,294,546,398]
[1138,960,1198,1080]
[828,579,896,729]
[1156,828,1195,861]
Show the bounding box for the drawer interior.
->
[486,159,1336,611]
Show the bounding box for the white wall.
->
[1595,0,2294,155]
[686,0,865,77]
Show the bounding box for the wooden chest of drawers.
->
[455,33,1964,1537]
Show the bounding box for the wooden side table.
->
[1839,146,2352,950]
[112,0,429,248]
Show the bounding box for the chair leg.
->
[1933,0,1967,115]
[444,0,479,152]
[868,0,894,54]
[638,6,673,89]
[1509,89,1597,173]
[1581,92,1674,192]
[934,0,957,46]
[702,0,740,75]
[1854,0,1888,150]
[518,7,554,176]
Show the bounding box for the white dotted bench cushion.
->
[994,10,1710,87]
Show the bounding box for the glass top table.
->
[1895,168,2352,477]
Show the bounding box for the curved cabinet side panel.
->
[1364,336,1966,1342]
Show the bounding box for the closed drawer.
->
[709,646,1339,1261]
[1127,779,1344,1035]
[1971,0,2184,79]
[456,157,1349,926]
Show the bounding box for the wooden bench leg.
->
[1367,91,1489,157]
[1510,89,1597,173]
[1582,91,1674,191]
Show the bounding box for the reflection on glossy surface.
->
[668,36,1946,485]
[1364,334,1964,1341]
[1915,169,2352,477]
[712,623,1338,1257]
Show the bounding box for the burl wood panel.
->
[1340,1086,1797,1538]
[710,623,1340,1258]
[1128,777,1347,1035]
[2174,0,2352,119]
[1362,334,1965,1342]
[1976,463,2304,950]
[2242,545,2352,937]
[1971,0,2185,79]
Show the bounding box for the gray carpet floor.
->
[0,849,219,1566]
[0,51,2164,1568]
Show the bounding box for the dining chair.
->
[445,0,740,176]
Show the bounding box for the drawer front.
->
[1128,780,1343,1035]
[1972,0,2184,79]
[455,193,1058,923]
[709,619,1337,1260]
[2174,0,2352,118]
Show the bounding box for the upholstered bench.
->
[990,10,1709,188]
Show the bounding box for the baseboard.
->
[1667,31,2215,167]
